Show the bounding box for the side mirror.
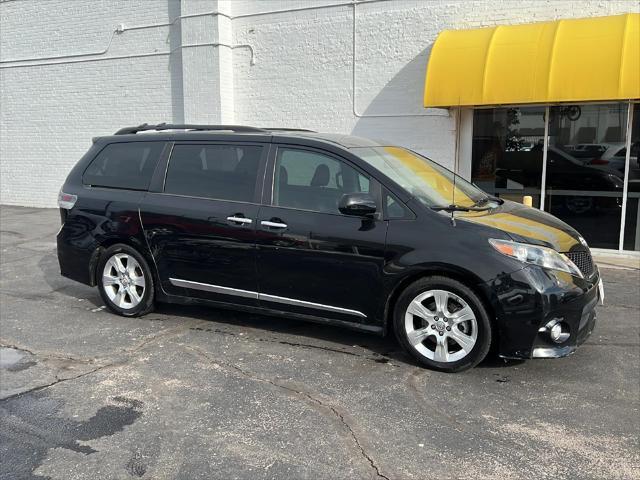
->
[338,193,377,216]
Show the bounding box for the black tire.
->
[97,243,155,317]
[393,276,492,373]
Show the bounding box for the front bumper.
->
[482,264,600,360]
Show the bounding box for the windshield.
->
[352,146,489,208]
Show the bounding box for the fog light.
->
[545,320,570,344]
[539,319,570,344]
[550,324,563,342]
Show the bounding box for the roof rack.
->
[114,123,267,135]
[263,128,317,133]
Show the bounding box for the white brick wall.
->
[0,0,178,207]
[1,0,637,207]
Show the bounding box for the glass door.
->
[544,104,628,249]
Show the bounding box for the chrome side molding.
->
[169,278,258,299]
[259,293,366,318]
[169,278,366,318]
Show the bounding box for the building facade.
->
[1,0,638,251]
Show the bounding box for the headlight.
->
[489,239,583,278]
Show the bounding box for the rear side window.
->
[164,144,263,202]
[83,142,164,190]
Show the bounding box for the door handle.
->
[260,220,288,229]
[227,216,253,225]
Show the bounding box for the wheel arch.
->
[88,236,156,287]
[383,264,497,339]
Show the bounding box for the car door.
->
[255,145,388,326]
[140,141,268,306]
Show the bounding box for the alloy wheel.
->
[102,253,146,309]
[404,289,478,363]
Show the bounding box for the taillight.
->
[58,190,77,209]
[590,158,608,165]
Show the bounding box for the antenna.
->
[450,172,457,226]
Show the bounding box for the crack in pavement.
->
[0,362,114,402]
[0,341,96,365]
[122,320,209,356]
[185,344,390,480]
[0,321,206,402]
[276,340,362,357]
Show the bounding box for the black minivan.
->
[57,124,603,372]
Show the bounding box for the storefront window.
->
[623,104,640,251]
[472,107,545,207]
[469,103,637,251]
[544,104,628,249]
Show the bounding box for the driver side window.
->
[274,148,370,214]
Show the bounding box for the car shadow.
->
[154,301,413,365]
[159,302,520,370]
[39,251,518,371]
[38,251,102,306]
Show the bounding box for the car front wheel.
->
[394,276,492,372]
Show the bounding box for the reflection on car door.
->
[255,146,388,326]
[140,142,268,306]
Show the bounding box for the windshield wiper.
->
[470,196,503,208]
[431,204,486,212]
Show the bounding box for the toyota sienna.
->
[57,124,602,372]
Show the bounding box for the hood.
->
[457,200,582,252]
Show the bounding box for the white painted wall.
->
[1,0,637,207]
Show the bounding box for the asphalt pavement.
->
[1,205,638,480]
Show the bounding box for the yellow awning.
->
[424,13,640,107]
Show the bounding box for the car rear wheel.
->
[394,276,491,372]
[97,244,154,317]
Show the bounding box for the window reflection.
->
[472,107,545,207]
[470,103,638,251]
[545,104,627,249]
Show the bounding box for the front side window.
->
[385,191,413,219]
[352,146,488,209]
[274,148,370,214]
[83,142,164,190]
[164,144,263,202]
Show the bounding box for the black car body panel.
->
[458,199,583,252]
[57,127,601,360]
